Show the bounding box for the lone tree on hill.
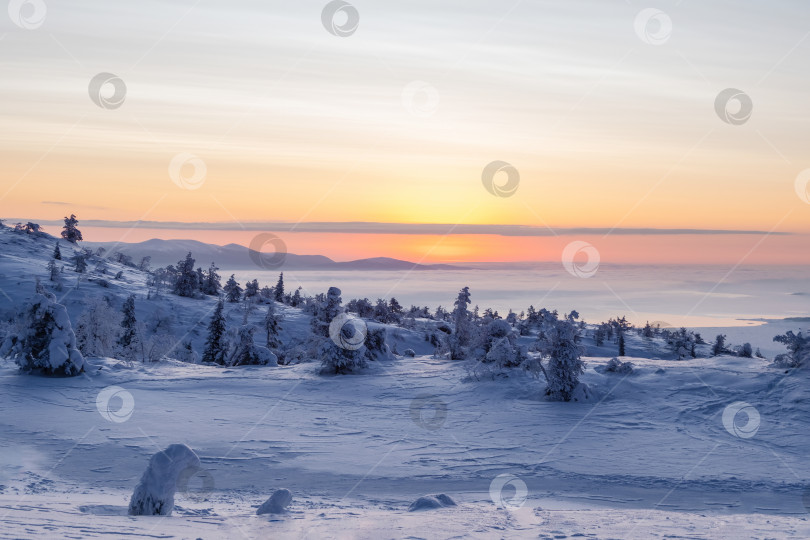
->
[61,214,83,244]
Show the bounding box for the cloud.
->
[40,201,109,211]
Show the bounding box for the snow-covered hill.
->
[0,227,808,539]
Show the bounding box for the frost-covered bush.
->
[228,325,277,366]
[603,357,634,374]
[484,337,526,368]
[128,444,201,516]
[75,298,119,357]
[735,342,753,358]
[1,293,85,376]
[172,340,199,363]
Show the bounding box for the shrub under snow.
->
[128,443,201,516]
[603,357,634,374]
[0,293,85,376]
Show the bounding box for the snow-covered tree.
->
[363,327,391,362]
[172,340,198,363]
[224,274,242,303]
[312,287,343,338]
[290,287,302,307]
[618,331,626,356]
[173,252,199,298]
[260,285,273,300]
[201,262,220,295]
[320,338,367,374]
[274,272,285,302]
[388,298,403,323]
[593,324,607,346]
[773,330,809,368]
[0,292,85,376]
[202,299,227,365]
[75,298,119,357]
[480,319,523,368]
[47,258,59,282]
[60,214,82,244]
[74,251,88,273]
[373,298,390,323]
[53,242,62,260]
[138,256,152,271]
[117,295,138,361]
[264,300,282,350]
[712,334,727,356]
[537,319,585,401]
[228,325,277,366]
[245,279,260,300]
[448,287,474,360]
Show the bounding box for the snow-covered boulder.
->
[408,493,457,512]
[256,489,293,515]
[128,444,201,516]
[403,348,416,358]
[1,293,85,376]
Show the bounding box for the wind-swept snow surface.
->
[1,354,809,538]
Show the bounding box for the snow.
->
[1,228,809,538]
[128,443,201,516]
[256,488,293,515]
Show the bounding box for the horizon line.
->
[10,219,795,237]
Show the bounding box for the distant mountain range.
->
[82,238,464,272]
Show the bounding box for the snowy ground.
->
[1,229,809,538]
[1,353,809,539]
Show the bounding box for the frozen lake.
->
[231,263,810,329]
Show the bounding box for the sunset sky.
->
[2,0,809,263]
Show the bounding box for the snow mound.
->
[569,382,599,403]
[408,494,457,511]
[256,488,293,515]
[128,444,201,516]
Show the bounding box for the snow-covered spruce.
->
[0,292,85,376]
[256,489,293,515]
[128,444,201,516]
[535,318,586,401]
[227,325,277,366]
[363,326,392,362]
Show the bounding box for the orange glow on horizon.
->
[42,226,810,266]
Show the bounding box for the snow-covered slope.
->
[1,228,808,539]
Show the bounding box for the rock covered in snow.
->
[408,493,457,511]
[403,348,416,357]
[128,444,201,516]
[256,488,293,515]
